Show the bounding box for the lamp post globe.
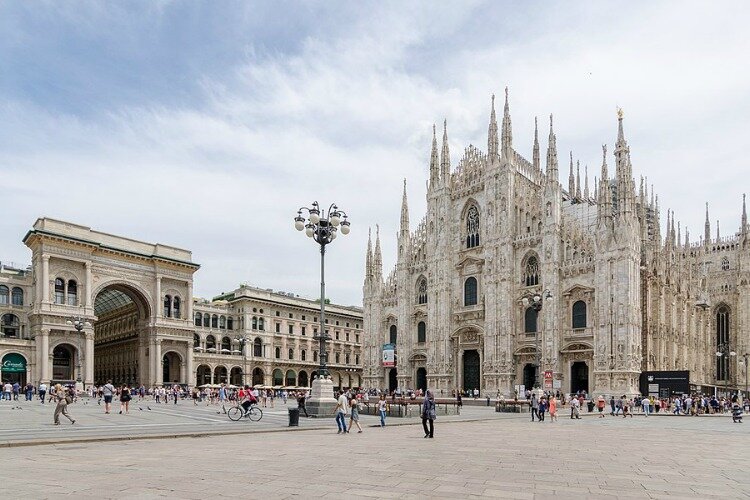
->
[293,201,350,417]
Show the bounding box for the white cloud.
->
[1,1,749,304]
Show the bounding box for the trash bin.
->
[587,401,594,413]
[288,407,300,427]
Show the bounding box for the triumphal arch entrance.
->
[24,218,199,387]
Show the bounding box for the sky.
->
[1,1,749,306]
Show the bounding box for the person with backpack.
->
[102,380,116,414]
[422,390,436,438]
[239,385,257,415]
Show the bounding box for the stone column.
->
[155,276,162,318]
[185,345,194,387]
[187,282,193,322]
[40,329,50,382]
[179,358,186,384]
[42,256,50,304]
[84,262,93,307]
[84,332,95,385]
[154,340,163,385]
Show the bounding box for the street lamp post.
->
[715,341,736,399]
[66,316,91,386]
[741,353,750,402]
[234,335,250,386]
[294,201,350,417]
[521,290,552,390]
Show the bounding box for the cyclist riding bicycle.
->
[240,385,258,415]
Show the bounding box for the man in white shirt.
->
[102,380,116,414]
[3,382,12,401]
[38,382,48,404]
[335,391,348,434]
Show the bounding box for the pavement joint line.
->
[0,415,510,449]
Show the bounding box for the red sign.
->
[543,370,553,390]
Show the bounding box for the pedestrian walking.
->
[24,382,34,401]
[297,392,309,417]
[531,392,539,422]
[335,390,348,434]
[570,396,581,419]
[642,395,650,416]
[378,394,387,428]
[348,397,363,433]
[38,382,47,403]
[549,395,558,422]
[538,397,546,422]
[421,390,436,438]
[12,382,20,401]
[597,395,606,417]
[102,380,115,414]
[2,381,11,401]
[119,385,131,414]
[53,384,75,425]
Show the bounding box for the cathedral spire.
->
[568,152,575,196]
[654,194,662,244]
[741,193,747,236]
[429,124,439,188]
[597,145,612,225]
[400,179,409,236]
[685,227,690,248]
[614,109,635,217]
[716,220,720,241]
[532,116,540,173]
[366,227,373,279]
[545,114,558,183]
[487,94,498,159]
[575,161,582,199]
[440,119,451,181]
[584,165,590,199]
[677,221,682,251]
[374,224,383,279]
[501,87,513,159]
[704,203,711,245]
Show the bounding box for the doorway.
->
[388,368,398,392]
[416,367,427,392]
[523,363,537,391]
[570,361,589,394]
[463,350,480,393]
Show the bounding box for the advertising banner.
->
[382,343,395,367]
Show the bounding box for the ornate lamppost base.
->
[306,376,338,418]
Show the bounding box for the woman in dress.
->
[549,395,558,422]
[347,397,363,433]
[119,385,131,414]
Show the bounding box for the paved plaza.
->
[0,400,747,499]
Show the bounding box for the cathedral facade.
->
[362,90,749,397]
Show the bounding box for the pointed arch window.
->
[572,300,587,329]
[417,321,426,343]
[389,325,397,345]
[11,287,23,306]
[716,306,730,380]
[525,307,538,333]
[464,277,478,306]
[721,257,730,271]
[524,256,539,286]
[417,278,427,305]
[466,205,480,248]
[54,278,65,304]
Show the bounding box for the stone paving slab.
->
[0,410,747,499]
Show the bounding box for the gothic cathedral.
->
[362,89,749,397]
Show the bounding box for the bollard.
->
[288,407,300,427]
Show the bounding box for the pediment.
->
[562,284,595,299]
[560,342,593,353]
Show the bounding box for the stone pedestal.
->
[306,376,337,418]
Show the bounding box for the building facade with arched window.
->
[0,218,363,389]
[362,91,750,397]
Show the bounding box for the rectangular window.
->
[355,354,359,365]
[302,315,306,321]
[313,328,318,335]
[355,334,359,343]
[289,313,293,319]
[346,322,349,327]
[346,332,350,341]
[335,331,340,340]
[301,326,306,336]
[275,323,280,333]
[288,324,293,334]
[276,311,280,317]
[335,321,339,326]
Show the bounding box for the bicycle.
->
[227,403,263,422]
